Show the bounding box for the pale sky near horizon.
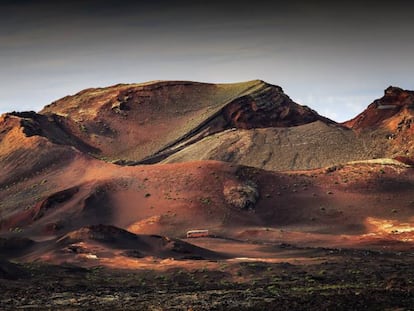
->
[1,0,413,122]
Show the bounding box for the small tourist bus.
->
[186,229,209,238]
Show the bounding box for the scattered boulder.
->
[223,180,259,209]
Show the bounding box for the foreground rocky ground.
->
[1,246,414,310]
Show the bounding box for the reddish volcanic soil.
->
[1,80,414,309]
[1,155,414,263]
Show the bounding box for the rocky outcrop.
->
[221,84,329,129]
[342,87,414,159]
[343,86,414,130]
[223,180,259,210]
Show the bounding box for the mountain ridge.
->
[2,80,332,166]
[1,79,414,267]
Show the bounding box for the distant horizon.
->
[1,0,413,122]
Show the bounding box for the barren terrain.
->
[1,80,414,309]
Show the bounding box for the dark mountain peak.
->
[384,85,404,95]
[382,86,414,104]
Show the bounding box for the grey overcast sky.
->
[0,0,413,121]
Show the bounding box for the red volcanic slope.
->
[342,86,414,160]
[1,152,414,251]
[37,80,329,164]
[343,86,414,130]
[1,80,414,260]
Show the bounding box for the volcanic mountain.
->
[162,86,414,170]
[1,80,414,267]
[37,79,328,164]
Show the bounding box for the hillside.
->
[162,121,388,171]
[0,80,414,268]
[10,80,413,174]
[37,80,327,164]
[2,80,414,310]
[162,86,414,170]
[343,86,414,159]
[343,86,414,130]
